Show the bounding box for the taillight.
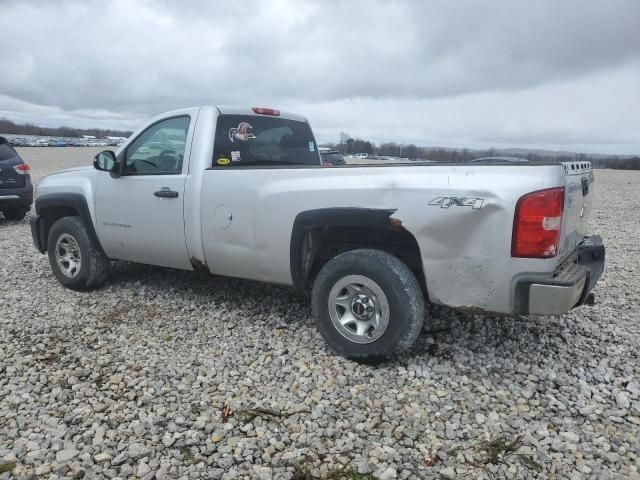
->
[512,187,564,258]
[252,107,280,116]
[14,163,31,175]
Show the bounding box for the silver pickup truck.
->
[31,106,605,359]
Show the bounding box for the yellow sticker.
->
[216,157,231,166]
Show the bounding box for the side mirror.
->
[93,150,118,174]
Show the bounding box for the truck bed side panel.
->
[200,164,567,313]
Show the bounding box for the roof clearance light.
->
[252,107,280,116]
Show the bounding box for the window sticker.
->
[309,141,315,152]
[231,151,241,162]
[228,122,256,142]
[216,157,231,166]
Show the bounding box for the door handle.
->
[581,177,589,196]
[154,188,179,198]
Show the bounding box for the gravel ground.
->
[1,149,639,480]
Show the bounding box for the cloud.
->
[303,65,640,155]
[1,0,639,153]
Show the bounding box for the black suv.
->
[0,137,33,220]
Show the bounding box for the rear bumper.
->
[515,235,605,315]
[0,181,33,210]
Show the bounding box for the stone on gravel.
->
[128,444,151,460]
[56,448,80,462]
[559,431,580,443]
[93,453,112,463]
[111,452,129,466]
[439,467,456,479]
[626,380,640,396]
[616,391,631,409]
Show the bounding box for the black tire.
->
[47,216,110,291]
[3,207,28,221]
[311,249,424,361]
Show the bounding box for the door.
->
[202,112,319,282]
[95,115,193,270]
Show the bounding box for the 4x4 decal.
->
[428,196,485,209]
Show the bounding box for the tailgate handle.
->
[154,188,179,198]
[581,177,589,196]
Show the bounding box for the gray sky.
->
[1,0,639,154]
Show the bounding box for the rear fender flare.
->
[289,207,398,291]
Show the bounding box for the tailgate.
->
[558,161,593,260]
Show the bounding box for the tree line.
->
[2,118,638,169]
[0,118,132,139]
[326,132,640,170]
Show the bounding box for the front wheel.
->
[311,249,425,361]
[47,216,110,291]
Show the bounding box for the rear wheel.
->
[47,216,110,291]
[311,249,424,361]
[2,207,28,221]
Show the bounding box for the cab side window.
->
[124,116,190,175]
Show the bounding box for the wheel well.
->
[34,193,106,255]
[39,206,80,250]
[293,222,426,296]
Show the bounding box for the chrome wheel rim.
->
[328,275,389,344]
[55,233,82,278]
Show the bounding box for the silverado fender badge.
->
[102,221,131,229]
[428,196,485,209]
